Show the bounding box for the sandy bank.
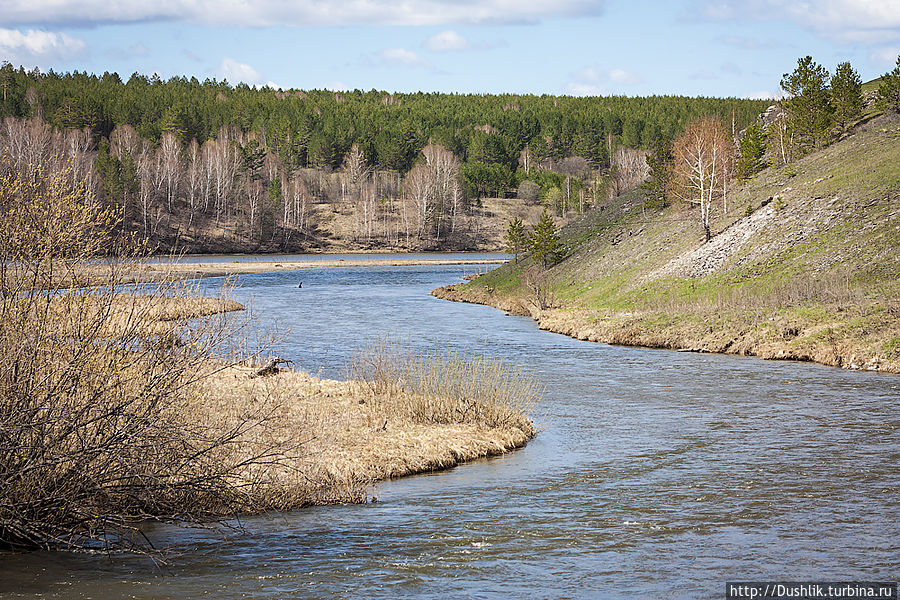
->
[119,258,505,284]
[432,284,900,374]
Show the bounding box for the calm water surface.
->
[2,260,898,599]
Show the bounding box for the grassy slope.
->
[438,116,900,372]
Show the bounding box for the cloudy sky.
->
[1,0,899,98]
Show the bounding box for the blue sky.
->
[1,0,899,98]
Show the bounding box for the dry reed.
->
[348,338,539,432]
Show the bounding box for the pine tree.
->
[530,208,562,269]
[641,136,672,209]
[781,56,833,153]
[831,61,864,132]
[736,123,767,182]
[877,55,900,113]
[504,217,528,263]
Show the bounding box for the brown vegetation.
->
[0,162,272,552]
[199,344,537,509]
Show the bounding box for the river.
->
[2,258,898,599]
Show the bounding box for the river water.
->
[2,259,898,599]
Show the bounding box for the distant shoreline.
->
[140,257,506,278]
[64,257,507,287]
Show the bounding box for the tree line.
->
[0,63,769,251]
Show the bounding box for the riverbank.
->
[148,296,536,508]
[432,123,900,375]
[196,363,535,509]
[432,283,900,374]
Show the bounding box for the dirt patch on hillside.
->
[650,203,778,279]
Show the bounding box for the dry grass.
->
[348,338,539,431]
[191,363,536,508]
[18,289,245,340]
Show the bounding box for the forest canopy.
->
[0,64,767,174]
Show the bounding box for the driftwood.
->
[250,357,293,378]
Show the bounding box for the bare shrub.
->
[523,267,557,311]
[517,180,540,204]
[0,161,286,553]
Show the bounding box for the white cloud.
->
[608,68,640,85]
[0,28,86,65]
[692,0,900,44]
[379,47,431,67]
[2,0,606,28]
[424,30,470,52]
[566,65,642,95]
[215,57,264,85]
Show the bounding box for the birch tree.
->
[157,132,181,213]
[404,162,432,240]
[672,117,731,241]
[421,143,461,239]
[186,138,201,228]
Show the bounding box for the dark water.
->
[2,261,898,599]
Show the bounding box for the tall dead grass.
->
[348,338,539,432]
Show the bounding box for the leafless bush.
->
[0,161,286,554]
[523,267,557,311]
[517,180,540,204]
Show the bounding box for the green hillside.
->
[437,114,900,372]
[862,76,885,93]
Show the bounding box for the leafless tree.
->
[343,143,369,185]
[158,132,182,213]
[185,139,201,229]
[109,124,142,161]
[211,126,239,228]
[672,116,733,241]
[421,143,461,239]
[404,161,432,240]
[281,172,309,234]
[200,140,215,214]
